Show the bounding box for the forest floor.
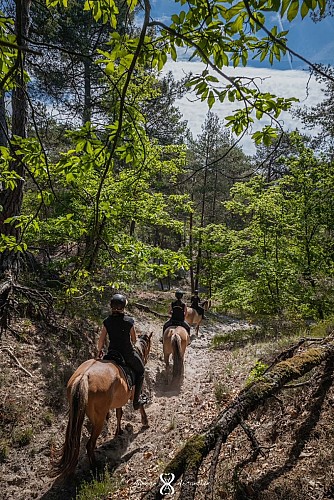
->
[1,291,334,500]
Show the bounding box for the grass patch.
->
[76,469,123,500]
[13,427,33,447]
[214,381,231,405]
[212,316,310,350]
[308,317,334,338]
[0,440,9,462]
[212,328,262,349]
[43,411,54,426]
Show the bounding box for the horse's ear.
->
[148,332,153,339]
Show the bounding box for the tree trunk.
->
[195,147,209,290]
[0,0,31,277]
[0,93,8,147]
[211,166,218,223]
[82,57,92,124]
[189,207,194,293]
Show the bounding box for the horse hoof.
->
[141,423,149,430]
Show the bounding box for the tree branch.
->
[1,345,33,378]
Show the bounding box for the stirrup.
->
[138,393,149,405]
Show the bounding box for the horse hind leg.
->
[115,407,123,437]
[86,414,105,470]
[164,351,170,370]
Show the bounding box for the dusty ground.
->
[1,296,334,500]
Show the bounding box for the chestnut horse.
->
[163,326,189,380]
[185,299,210,336]
[55,333,152,477]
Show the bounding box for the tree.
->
[28,0,127,125]
[296,67,334,158]
[186,112,250,291]
[200,134,334,317]
[1,0,333,306]
[142,71,189,145]
[0,0,31,276]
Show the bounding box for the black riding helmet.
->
[110,293,127,310]
[175,290,184,299]
[194,289,199,294]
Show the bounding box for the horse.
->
[163,325,189,380]
[55,333,152,477]
[185,299,210,336]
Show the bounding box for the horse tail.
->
[171,332,183,379]
[55,373,89,477]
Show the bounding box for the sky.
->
[149,1,333,154]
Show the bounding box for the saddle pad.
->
[103,354,136,390]
[111,362,135,390]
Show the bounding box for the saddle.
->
[171,319,190,327]
[103,349,135,389]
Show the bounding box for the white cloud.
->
[161,61,324,154]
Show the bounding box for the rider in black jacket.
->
[190,289,205,318]
[162,290,191,336]
[97,294,146,410]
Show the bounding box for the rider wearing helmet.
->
[162,290,191,337]
[190,289,205,318]
[97,294,146,410]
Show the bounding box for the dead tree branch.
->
[1,345,33,378]
[206,434,224,500]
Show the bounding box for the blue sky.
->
[150,0,334,70]
[149,1,333,153]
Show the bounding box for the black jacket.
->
[103,313,135,359]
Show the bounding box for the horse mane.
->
[135,334,151,364]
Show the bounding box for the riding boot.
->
[133,374,145,410]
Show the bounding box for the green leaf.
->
[281,0,292,16]
[300,1,310,17]
[170,44,177,61]
[208,91,215,109]
[287,0,300,21]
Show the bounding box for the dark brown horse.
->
[55,333,152,477]
[185,299,210,336]
[163,326,189,380]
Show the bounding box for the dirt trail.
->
[110,314,254,499]
[1,312,255,500]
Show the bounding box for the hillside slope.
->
[1,302,333,499]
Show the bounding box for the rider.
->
[162,290,191,338]
[97,294,146,410]
[190,289,205,319]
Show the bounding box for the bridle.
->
[135,334,151,365]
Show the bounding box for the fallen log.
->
[132,302,169,319]
[141,339,334,500]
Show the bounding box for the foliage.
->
[1,0,334,319]
[200,134,334,318]
[246,359,269,385]
[295,66,334,157]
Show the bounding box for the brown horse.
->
[55,333,152,477]
[163,326,189,380]
[185,299,210,336]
